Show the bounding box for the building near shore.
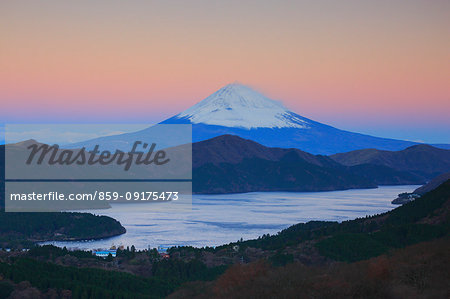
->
[94,249,117,258]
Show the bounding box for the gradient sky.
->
[1,0,449,143]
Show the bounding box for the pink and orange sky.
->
[1,0,449,143]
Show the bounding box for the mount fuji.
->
[172,83,309,129]
[161,83,419,154]
[67,83,448,154]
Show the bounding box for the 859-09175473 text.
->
[9,191,179,201]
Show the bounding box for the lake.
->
[42,185,419,250]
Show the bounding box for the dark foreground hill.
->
[169,237,450,299]
[414,172,450,195]
[168,180,450,298]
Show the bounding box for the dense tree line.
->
[0,258,170,298]
[28,245,99,260]
[0,256,226,298]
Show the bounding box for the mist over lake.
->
[42,185,419,250]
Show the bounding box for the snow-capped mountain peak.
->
[176,83,309,129]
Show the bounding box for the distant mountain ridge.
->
[191,135,449,193]
[3,136,448,194]
[192,135,375,193]
[331,144,450,180]
[192,134,335,168]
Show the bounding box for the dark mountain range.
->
[331,144,450,180]
[191,135,376,193]
[344,163,426,185]
[191,135,433,193]
[4,136,447,195]
[192,134,336,168]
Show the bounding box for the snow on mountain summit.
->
[176,83,309,129]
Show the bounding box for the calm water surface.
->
[42,185,419,250]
